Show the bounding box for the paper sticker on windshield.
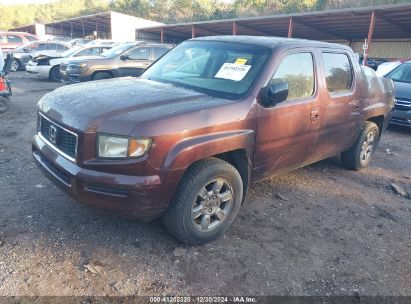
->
[235,58,248,65]
[215,63,251,81]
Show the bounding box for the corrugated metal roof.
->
[138,3,411,42]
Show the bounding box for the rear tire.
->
[92,71,113,81]
[163,158,243,245]
[49,65,61,82]
[341,121,379,171]
[0,96,10,113]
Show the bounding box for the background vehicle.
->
[376,61,402,77]
[384,61,411,127]
[366,58,387,70]
[86,40,117,47]
[60,42,172,83]
[33,36,394,245]
[26,45,113,82]
[68,38,92,46]
[0,54,13,113]
[11,41,71,71]
[0,31,38,53]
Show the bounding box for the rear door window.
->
[6,35,23,44]
[37,43,48,51]
[322,52,353,93]
[56,43,69,51]
[127,47,150,60]
[271,52,315,100]
[77,47,102,56]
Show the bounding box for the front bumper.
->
[32,133,169,221]
[26,64,51,77]
[60,67,90,84]
[390,109,411,127]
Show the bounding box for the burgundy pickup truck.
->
[33,36,395,245]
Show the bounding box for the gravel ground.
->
[0,72,410,297]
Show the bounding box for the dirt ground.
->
[0,72,410,297]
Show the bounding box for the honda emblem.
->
[49,125,58,144]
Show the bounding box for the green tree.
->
[1,0,410,31]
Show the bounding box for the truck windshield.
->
[386,63,411,84]
[141,40,271,99]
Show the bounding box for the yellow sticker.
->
[234,58,248,65]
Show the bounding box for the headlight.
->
[98,134,151,158]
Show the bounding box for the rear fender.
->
[364,78,395,119]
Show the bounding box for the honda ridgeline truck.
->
[32,36,395,245]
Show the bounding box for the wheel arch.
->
[91,70,115,79]
[161,130,255,202]
[212,149,251,204]
[366,115,385,138]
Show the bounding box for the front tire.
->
[163,158,243,245]
[49,65,61,82]
[0,96,10,113]
[10,59,21,72]
[341,121,379,171]
[92,71,113,81]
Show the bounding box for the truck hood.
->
[38,78,232,135]
[393,81,411,100]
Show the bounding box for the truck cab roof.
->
[193,35,351,51]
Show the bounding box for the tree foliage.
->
[0,0,410,30]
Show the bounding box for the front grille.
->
[394,98,411,112]
[39,114,78,160]
[391,117,411,125]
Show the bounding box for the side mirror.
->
[120,54,129,60]
[23,47,30,53]
[263,82,289,107]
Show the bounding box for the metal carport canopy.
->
[45,11,112,38]
[138,3,411,45]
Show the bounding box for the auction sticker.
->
[215,63,251,81]
[234,58,248,65]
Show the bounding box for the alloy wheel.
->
[10,59,19,72]
[191,178,234,232]
[360,131,376,165]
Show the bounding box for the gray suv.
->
[385,61,411,127]
[60,42,173,84]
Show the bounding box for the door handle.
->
[352,102,360,110]
[310,109,319,121]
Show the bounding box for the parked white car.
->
[376,61,402,77]
[26,44,112,81]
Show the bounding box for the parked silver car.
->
[10,41,71,71]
